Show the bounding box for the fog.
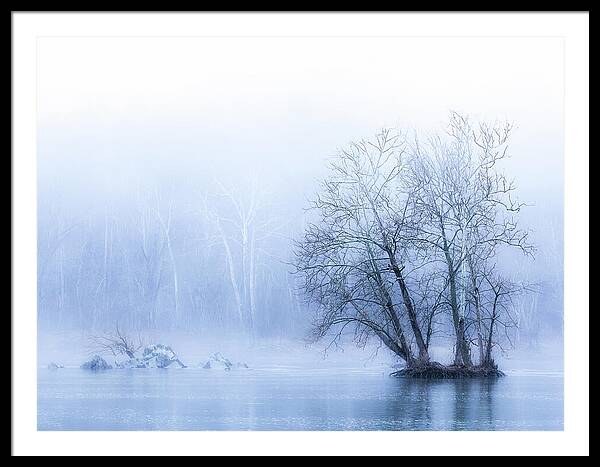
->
[37,36,564,356]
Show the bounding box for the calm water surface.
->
[38,367,563,430]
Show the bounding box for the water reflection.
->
[38,369,561,431]
[387,377,500,430]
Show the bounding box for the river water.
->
[37,366,563,431]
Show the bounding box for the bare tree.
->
[88,323,145,359]
[153,188,180,328]
[295,129,432,367]
[475,269,530,367]
[37,196,80,327]
[208,177,283,335]
[130,187,167,329]
[296,114,534,375]
[405,112,533,367]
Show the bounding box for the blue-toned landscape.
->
[37,36,564,432]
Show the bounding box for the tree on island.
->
[294,113,533,378]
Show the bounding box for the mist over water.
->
[38,330,563,431]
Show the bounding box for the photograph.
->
[12,11,589,456]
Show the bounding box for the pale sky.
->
[37,35,564,245]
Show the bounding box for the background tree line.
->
[37,114,563,350]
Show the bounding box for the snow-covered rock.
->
[81,355,112,371]
[113,344,186,369]
[142,344,186,368]
[203,352,233,370]
[47,362,63,370]
[201,352,249,370]
[115,358,147,369]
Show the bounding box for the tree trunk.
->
[446,253,473,367]
[438,220,473,367]
[466,255,485,365]
[248,230,257,334]
[483,294,499,367]
[388,252,429,365]
[473,288,485,365]
[364,243,415,365]
[216,218,245,326]
[164,232,179,326]
[376,329,413,367]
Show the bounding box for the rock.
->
[201,353,248,370]
[112,344,186,369]
[115,358,148,369]
[81,355,112,371]
[214,352,233,369]
[141,344,186,368]
[47,362,63,370]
